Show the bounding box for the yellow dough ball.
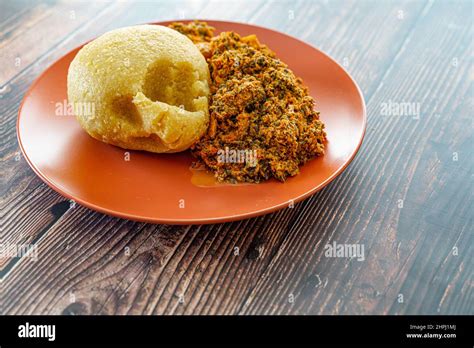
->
[67,24,210,153]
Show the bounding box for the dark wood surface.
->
[1,0,472,315]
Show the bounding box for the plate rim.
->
[16,19,367,225]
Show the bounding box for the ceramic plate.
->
[17,20,366,224]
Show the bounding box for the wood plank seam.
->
[0,200,70,279]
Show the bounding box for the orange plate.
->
[17,20,366,224]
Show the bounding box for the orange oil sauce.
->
[190,164,255,187]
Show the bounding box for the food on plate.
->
[169,21,327,183]
[67,21,326,183]
[67,25,210,153]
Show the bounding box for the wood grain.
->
[1,0,472,315]
[239,0,473,315]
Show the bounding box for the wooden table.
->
[1,0,472,315]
